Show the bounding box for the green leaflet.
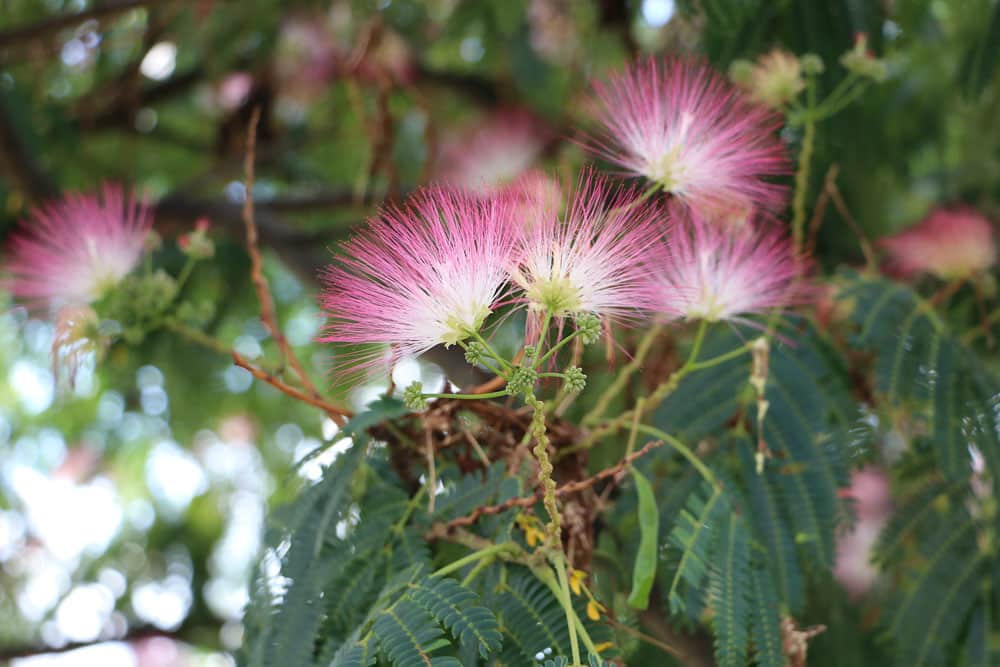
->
[709,512,751,667]
[748,563,784,667]
[626,468,659,610]
[408,575,503,658]
[666,482,729,616]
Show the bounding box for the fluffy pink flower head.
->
[585,57,789,216]
[502,170,564,233]
[655,208,807,322]
[435,109,550,194]
[4,185,152,310]
[879,206,997,280]
[319,187,517,376]
[509,170,667,333]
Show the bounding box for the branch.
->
[78,66,206,129]
[0,0,173,50]
[240,109,325,400]
[427,439,663,537]
[233,351,352,421]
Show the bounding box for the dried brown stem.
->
[0,0,172,49]
[826,168,878,270]
[428,440,663,536]
[233,352,352,421]
[241,108,330,415]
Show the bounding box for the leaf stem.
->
[553,554,582,665]
[431,542,516,579]
[421,390,510,401]
[634,424,716,486]
[791,79,817,255]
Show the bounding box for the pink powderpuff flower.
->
[3,185,152,310]
[508,170,667,338]
[584,57,789,216]
[435,109,550,194]
[654,208,808,322]
[834,467,892,598]
[502,170,564,233]
[879,206,997,280]
[319,187,517,377]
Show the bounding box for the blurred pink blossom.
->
[879,206,996,280]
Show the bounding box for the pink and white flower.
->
[654,208,807,322]
[435,109,550,194]
[3,185,152,309]
[585,57,789,216]
[509,171,667,331]
[834,467,892,598]
[879,206,996,280]
[319,187,517,376]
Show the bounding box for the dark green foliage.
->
[372,598,456,667]
[664,481,729,617]
[748,563,785,667]
[654,328,750,441]
[741,447,805,612]
[837,275,1000,666]
[493,567,572,664]
[410,576,503,658]
[709,512,751,667]
[839,272,1000,479]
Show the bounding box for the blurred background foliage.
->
[0,0,998,665]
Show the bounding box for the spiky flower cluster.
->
[654,208,809,323]
[320,172,675,378]
[584,57,789,218]
[4,185,152,310]
[320,56,812,385]
[509,171,667,339]
[318,187,518,376]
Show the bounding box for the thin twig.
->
[428,440,663,536]
[425,429,437,514]
[826,171,878,270]
[0,0,172,49]
[233,351,352,421]
[604,616,685,660]
[805,164,836,258]
[241,108,325,404]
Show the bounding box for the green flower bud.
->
[506,365,539,395]
[464,341,487,366]
[403,381,428,411]
[800,53,825,75]
[563,365,587,393]
[179,218,215,259]
[576,312,602,345]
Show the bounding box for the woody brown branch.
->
[427,439,663,538]
[232,351,352,421]
[240,108,340,421]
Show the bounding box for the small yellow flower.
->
[594,641,614,654]
[516,514,546,548]
[586,599,603,621]
[569,568,587,596]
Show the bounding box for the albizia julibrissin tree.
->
[6,35,1000,667]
